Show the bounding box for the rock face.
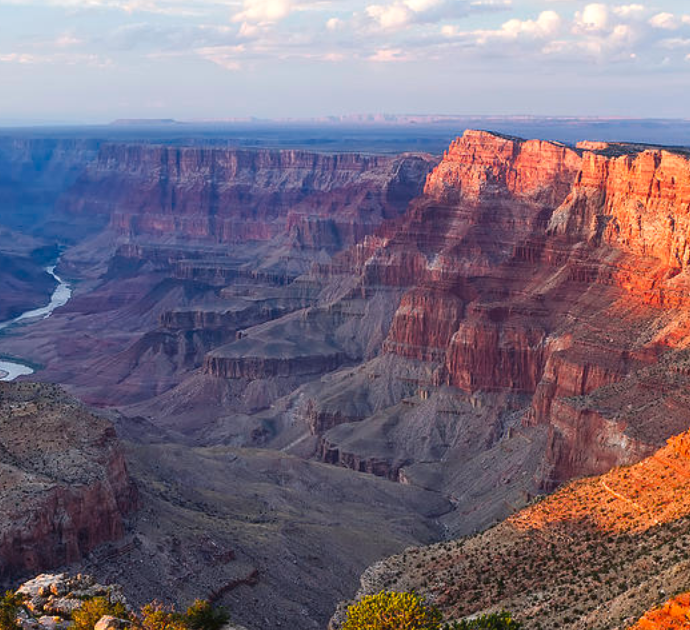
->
[316,131,690,491]
[60,145,437,250]
[13,573,127,630]
[337,428,690,630]
[631,593,690,630]
[0,252,56,322]
[0,138,100,233]
[0,383,137,578]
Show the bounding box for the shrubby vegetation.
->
[342,591,443,630]
[2,592,228,630]
[446,611,523,629]
[342,591,521,630]
[0,591,22,630]
[72,597,129,630]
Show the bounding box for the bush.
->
[72,597,129,630]
[0,591,22,630]
[446,611,523,630]
[342,591,443,630]
[136,602,187,630]
[184,600,229,630]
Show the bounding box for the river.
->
[0,265,72,382]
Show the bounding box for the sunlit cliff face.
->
[511,430,690,535]
[630,592,690,630]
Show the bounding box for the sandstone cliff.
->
[0,383,137,578]
[59,145,437,250]
[316,130,690,493]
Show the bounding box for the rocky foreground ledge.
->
[8,574,248,630]
[14,574,126,630]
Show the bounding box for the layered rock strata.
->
[0,383,137,578]
[60,146,437,250]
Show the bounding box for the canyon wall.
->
[0,383,138,578]
[0,137,100,233]
[60,145,437,250]
[314,131,690,492]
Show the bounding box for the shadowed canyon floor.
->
[3,128,690,628]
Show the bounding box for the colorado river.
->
[0,264,72,381]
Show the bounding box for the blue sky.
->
[0,0,689,123]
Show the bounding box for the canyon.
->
[2,126,690,628]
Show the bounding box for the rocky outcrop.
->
[316,130,690,488]
[13,573,127,630]
[204,344,347,379]
[0,383,137,578]
[60,145,437,250]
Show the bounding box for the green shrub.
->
[446,611,523,630]
[136,602,187,630]
[0,591,22,630]
[71,597,129,630]
[342,591,443,630]
[183,600,229,630]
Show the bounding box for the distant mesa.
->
[109,118,180,126]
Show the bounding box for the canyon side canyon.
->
[2,128,690,629]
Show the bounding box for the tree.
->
[71,597,129,630]
[446,611,523,630]
[0,591,22,630]
[342,591,443,630]
[136,602,187,630]
[183,600,229,630]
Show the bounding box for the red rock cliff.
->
[0,383,138,578]
[59,145,437,250]
[328,130,690,486]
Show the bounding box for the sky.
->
[0,0,689,123]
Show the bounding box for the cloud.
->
[0,50,112,66]
[232,0,292,24]
[362,0,477,32]
[366,3,411,30]
[3,0,690,84]
[195,44,245,70]
[574,3,609,33]
[501,10,562,39]
[613,4,646,19]
[54,34,83,46]
[368,47,410,61]
[444,10,562,44]
[649,12,677,30]
[326,17,344,30]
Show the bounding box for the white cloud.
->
[613,4,646,19]
[195,44,245,70]
[405,0,440,11]
[369,47,410,61]
[660,37,690,49]
[326,17,344,30]
[55,34,82,46]
[363,0,474,32]
[503,10,561,38]
[0,52,39,63]
[232,0,292,24]
[0,50,111,66]
[574,3,609,33]
[366,2,411,30]
[649,12,677,30]
[450,10,562,44]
